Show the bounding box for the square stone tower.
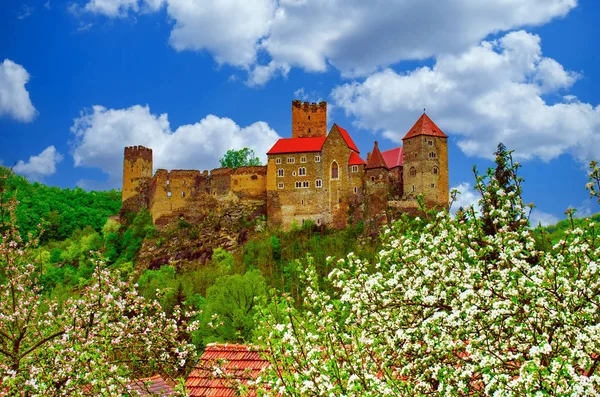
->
[291,100,327,138]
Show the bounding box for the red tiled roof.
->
[267,137,326,155]
[185,343,270,397]
[365,141,388,170]
[381,147,403,168]
[348,151,366,165]
[334,124,360,152]
[129,375,174,396]
[402,113,447,140]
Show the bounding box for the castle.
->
[121,100,448,230]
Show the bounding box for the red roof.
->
[402,113,447,140]
[365,141,388,170]
[334,124,360,152]
[129,375,174,396]
[348,151,366,165]
[381,147,403,168]
[185,343,270,397]
[267,137,326,155]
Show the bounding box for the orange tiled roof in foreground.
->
[381,147,403,169]
[128,375,174,396]
[402,113,447,140]
[186,343,270,397]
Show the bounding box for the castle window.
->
[409,167,417,177]
[431,183,436,188]
[278,182,284,189]
[351,165,358,173]
[371,176,375,182]
[412,185,416,192]
[315,179,323,188]
[182,191,185,197]
[432,166,439,175]
[354,186,358,194]
[295,181,302,189]
[166,180,170,185]
[302,181,309,188]
[308,128,311,133]
[414,153,418,159]
[277,168,284,177]
[183,180,186,186]
[292,171,297,176]
[428,140,433,146]
[251,175,258,180]
[276,158,282,164]
[299,167,306,176]
[315,156,321,162]
[331,161,339,179]
[300,156,306,163]
[301,200,304,205]
[167,191,172,198]
[287,157,295,164]
[308,115,310,120]
[429,152,437,159]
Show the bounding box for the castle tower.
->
[401,113,448,208]
[122,145,153,213]
[291,100,327,138]
[364,141,390,228]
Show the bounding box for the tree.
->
[0,196,199,396]
[256,153,600,396]
[219,148,262,169]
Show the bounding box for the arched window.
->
[429,152,437,159]
[331,161,339,179]
[409,167,417,177]
[432,166,439,175]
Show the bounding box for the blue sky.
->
[1,0,599,225]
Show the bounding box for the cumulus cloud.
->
[70,104,280,188]
[13,146,64,181]
[332,31,599,163]
[529,209,560,227]
[450,182,481,215]
[0,59,37,122]
[79,0,576,84]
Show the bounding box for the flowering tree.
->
[0,175,199,396]
[257,149,600,396]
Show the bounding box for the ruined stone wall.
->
[403,136,448,208]
[291,100,327,139]
[267,151,326,230]
[122,146,153,214]
[388,167,404,200]
[210,168,232,196]
[230,166,267,199]
[149,169,202,223]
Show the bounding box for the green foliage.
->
[219,148,262,169]
[0,166,121,242]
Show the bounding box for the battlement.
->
[124,145,153,162]
[292,100,327,111]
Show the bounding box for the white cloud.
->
[0,59,37,122]
[332,30,600,163]
[450,182,481,215]
[70,104,281,187]
[79,0,576,84]
[13,146,64,181]
[529,209,560,227]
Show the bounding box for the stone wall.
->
[321,126,353,229]
[122,146,153,213]
[291,100,327,139]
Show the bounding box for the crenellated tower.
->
[402,113,448,208]
[291,100,327,138]
[122,145,153,213]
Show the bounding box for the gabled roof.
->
[334,124,360,152]
[365,141,388,170]
[129,375,174,396]
[185,343,270,397]
[348,151,366,166]
[381,147,403,169]
[267,137,326,155]
[402,113,447,140]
